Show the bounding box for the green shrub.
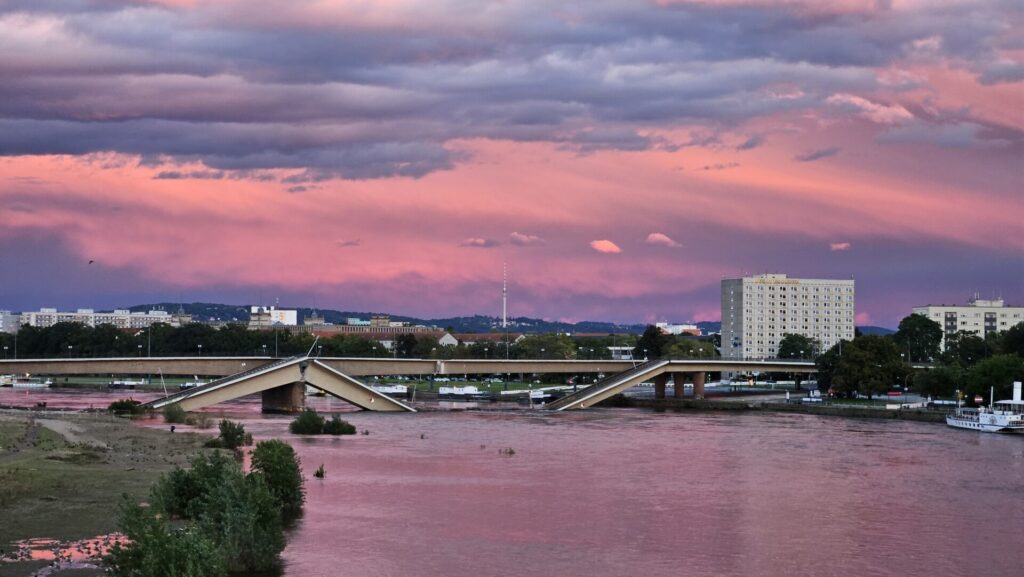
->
[250,440,304,515]
[322,415,357,435]
[218,419,246,450]
[162,403,187,424]
[289,409,325,434]
[151,451,237,518]
[106,498,226,577]
[197,470,284,573]
[107,398,147,415]
[146,450,287,573]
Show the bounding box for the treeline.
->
[808,316,1024,402]
[0,321,656,360]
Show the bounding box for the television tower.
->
[502,262,508,329]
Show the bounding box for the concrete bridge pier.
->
[654,374,667,399]
[261,382,305,413]
[672,372,686,398]
[693,371,705,399]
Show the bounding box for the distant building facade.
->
[656,322,701,336]
[248,306,298,328]
[721,273,855,359]
[0,310,21,333]
[19,308,184,329]
[913,296,1024,350]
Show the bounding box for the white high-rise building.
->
[721,274,855,359]
[913,296,1024,350]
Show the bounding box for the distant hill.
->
[128,303,649,334]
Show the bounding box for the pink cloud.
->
[509,232,545,246]
[459,237,499,248]
[590,240,622,254]
[856,312,873,325]
[645,232,682,248]
[830,242,852,251]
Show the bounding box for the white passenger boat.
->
[946,382,1024,433]
[11,376,53,388]
[109,378,148,389]
[371,384,408,395]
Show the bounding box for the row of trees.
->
[811,316,1024,402]
[0,321,653,360]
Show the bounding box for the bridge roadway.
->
[2,356,819,412]
[0,356,818,378]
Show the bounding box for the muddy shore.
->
[0,410,208,577]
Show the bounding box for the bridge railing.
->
[144,355,304,406]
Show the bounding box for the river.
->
[4,388,1023,577]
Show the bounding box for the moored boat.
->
[11,376,53,388]
[946,382,1024,433]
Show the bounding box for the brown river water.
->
[4,388,1023,577]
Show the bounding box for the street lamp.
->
[67,345,73,358]
[197,344,203,356]
[484,348,489,359]
[262,344,267,357]
[540,348,545,359]
[137,344,142,357]
[2,346,7,359]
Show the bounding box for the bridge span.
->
[3,356,819,412]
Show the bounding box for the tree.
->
[633,325,668,360]
[998,321,1024,356]
[814,341,845,394]
[776,333,819,359]
[250,440,305,516]
[893,313,942,362]
[940,331,989,367]
[830,335,907,399]
[395,333,418,358]
[964,354,1024,404]
[912,365,963,399]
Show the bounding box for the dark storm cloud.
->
[0,0,1019,180]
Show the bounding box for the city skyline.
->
[1,1,1021,327]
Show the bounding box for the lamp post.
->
[3,345,7,359]
[137,344,142,357]
[540,348,545,360]
[484,348,489,359]
[197,344,203,357]
[67,345,73,358]
[262,344,267,357]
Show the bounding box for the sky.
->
[0,0,1021,328]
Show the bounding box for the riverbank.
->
[0,411,208,576]
[610,395,947,423]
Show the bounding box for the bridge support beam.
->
[261,382,305,413]
[672,372,686,398]
[653,374,667,399]
[692,371,705,400]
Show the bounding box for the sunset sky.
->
[1,0,1021,327]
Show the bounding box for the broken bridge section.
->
[143,356,415,413]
